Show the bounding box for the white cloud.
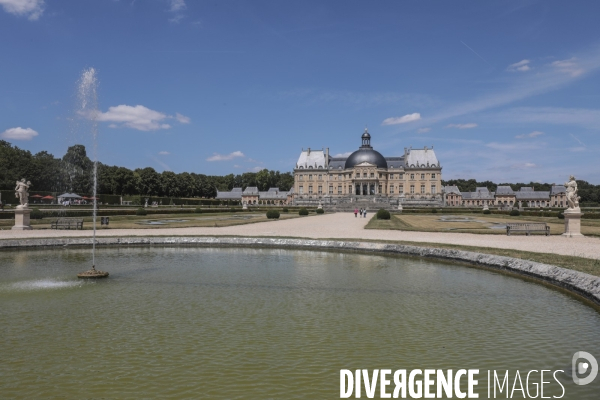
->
[445,123,478,129]
[94,105,188,131]
[507,59,531,72]
[515,130,544,139]
[417,127,431,134]
[551,57,584,77]
[0,0,44,20]
[175,113,190,124]
[249,166,262,172]
[168,0,185,23]
[158,151,170,155]
[0,126,38,140]
[333,152,352,158]
[206,151,245,162]
[169,0,185,12]
[381,113,421,126]
[511,162,537,169]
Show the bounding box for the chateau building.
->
[216,187,293,205]
[292,129,443,209]
[443,185,567,208]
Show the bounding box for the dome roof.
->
[344,148,387,169]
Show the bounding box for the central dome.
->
[344,129,388,169]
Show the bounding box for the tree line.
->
[442,178,600,204]
[0,141,294,198]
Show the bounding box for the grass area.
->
[0,212,300,230]
[366,213,600,236]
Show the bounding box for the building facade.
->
[293,129,443,209]
[443,185,567,208]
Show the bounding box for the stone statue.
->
[14,178,31,208]
[564,175,580,210]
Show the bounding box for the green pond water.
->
[1,247,598,399]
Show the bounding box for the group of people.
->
[353,208,368,218]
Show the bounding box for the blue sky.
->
[1,0,599,183]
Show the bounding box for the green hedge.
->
[316,208,324,214]
[266,210,280,219]
[299,208,308,216]
[376,209,391,220]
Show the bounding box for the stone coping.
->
[1,236,599,307]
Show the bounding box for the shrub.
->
[483,209,491,214]
[30,208,44,219]
[431,208,438,214]
[299,208,309,216]
[376,209,391,220]
[316,208,324,214]
[195,207,202,213]
[282,208,289,213]
[266,210,280,219]
[136,207,147,216]
[509,209,520,216]
[558,212,565,219]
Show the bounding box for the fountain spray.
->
[76,68,108,279]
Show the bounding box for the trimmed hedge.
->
[30,208,44,219]
[431,208,438,214]
[316,208,324,214]
[299,208,309,216]
[282,208,289,213]
[136,207,148,216]
[483,209,491,214]
[509,209,520,216]
[376,209,391,220]
[558,212,564,219]
[266,210,280,219]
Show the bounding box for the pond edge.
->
[2,236,599,306]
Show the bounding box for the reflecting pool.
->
[1,247,598,398]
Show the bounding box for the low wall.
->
[1,236,598,307]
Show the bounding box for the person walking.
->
[354,208,358,218]
[359,208,363,217]
[363,209,367,218]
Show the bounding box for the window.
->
[378,185,382,193]
[379,173,382,178]
[389,174,393,179]
[390,185,394,194]
[399,184,403,193]
[338,185,342,194]
[410,185,415,194]
[299,186,304,194]
[431,173,436,179]
[318,174,322,180]
[421,185,425,194]
[421,174,425,180]
[329,185,333,194]
[431,185,436,194]
[299,175,304,181]
[308,185,313,194]
[309,174,313,180]
[400,173,404,179]
[363,173,367,178]
[370,173,374,178]
[318,186,323,195]
[410,174,415,180]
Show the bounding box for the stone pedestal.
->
[12,207,32,230]
[242,203,248,210]
[562,209,583,237]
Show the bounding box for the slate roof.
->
[405,147,440,169]
[551,185,566,195]
[496,186,515,195]
[443,185,461,195]
[296,149,327,169]
[515,188,550,200]
[242,186,259,195]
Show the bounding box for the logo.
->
[572,351,598,386]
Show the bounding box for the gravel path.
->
[1,213,598,259]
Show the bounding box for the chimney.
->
[325,147,329,169]
[307,147,311,155]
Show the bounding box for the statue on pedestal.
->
[565,175,580,210]
[15,178,31,208]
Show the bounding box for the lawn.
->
[366,213,600,237]
[0,212,300,230]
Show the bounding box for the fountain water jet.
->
[76,68,108,279]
